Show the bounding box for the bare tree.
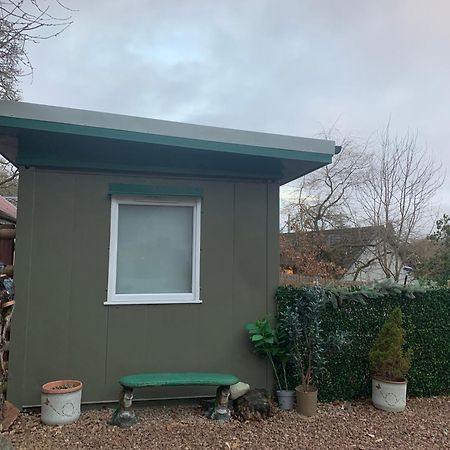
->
[357,124,444,281]
[282,130,369,232]
[0,1,74,192]
[280,130,371,281]
[0,0,74,100]
[281,124,444,283]
[0,156,18,197]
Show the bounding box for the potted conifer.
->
[369,307,412,412]
[246,318,295,410]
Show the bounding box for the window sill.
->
[104,299,202,306]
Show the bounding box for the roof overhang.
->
[0,101,337,184]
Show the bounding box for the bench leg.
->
[110,387,137,427]
[208,385,231,420]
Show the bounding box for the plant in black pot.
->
[246,317,295,410]
[369,307,411,412]
[278,286,342,416]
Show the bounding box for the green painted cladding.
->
[8,168,279,407]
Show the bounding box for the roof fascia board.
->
[1,115,332,164]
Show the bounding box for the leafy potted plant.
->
[246,317,295,410]
[41,379,83,425]
[278,286,344,416]
[369,307,411,412]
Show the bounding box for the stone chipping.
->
[2,396,449,449]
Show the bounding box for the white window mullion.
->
[192,198,201,302]
[107,198,119,303]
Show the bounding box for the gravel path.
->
[3,397,449,449]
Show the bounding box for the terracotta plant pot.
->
[41,380,83,425]
[276,389,296,410]
[372,377,407,412]
[295,385,317,416]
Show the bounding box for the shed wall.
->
[8,167,279,407]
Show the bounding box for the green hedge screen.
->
[276,285,450,402]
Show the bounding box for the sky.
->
[18,0,450,217]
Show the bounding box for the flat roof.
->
[0,101,337,183]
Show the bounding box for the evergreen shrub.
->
[369,307,411,381]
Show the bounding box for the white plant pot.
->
[41,380,83,425]
[372,377,407,412]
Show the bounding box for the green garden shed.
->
[0,101,337,408]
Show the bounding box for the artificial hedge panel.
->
[275,285,450,402]
[405,290,450,397]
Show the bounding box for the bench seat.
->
[111,371,240,426]
[120,372,239,388]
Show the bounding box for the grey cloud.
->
[19,0,450,212]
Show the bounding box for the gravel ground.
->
[2,397,449,449]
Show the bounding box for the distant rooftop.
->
[281,226,387,271]
[0,195,17,223]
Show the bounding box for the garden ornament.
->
[110,388,137,427]
[208,385,231,420]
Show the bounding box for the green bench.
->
[111,372,239,427]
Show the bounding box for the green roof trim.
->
[109,183,203,197]
[0,115,332,164]
[15,155,283,181]
[119,372,239,388]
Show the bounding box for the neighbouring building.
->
[281,226,400,282]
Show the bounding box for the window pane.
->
[116,204,193,294]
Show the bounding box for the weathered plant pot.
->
[276,390,295,410]
[295,385,317,416]
[41,380,83,425]
[372,377,407,412]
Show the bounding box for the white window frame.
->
[105,195,201,305]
